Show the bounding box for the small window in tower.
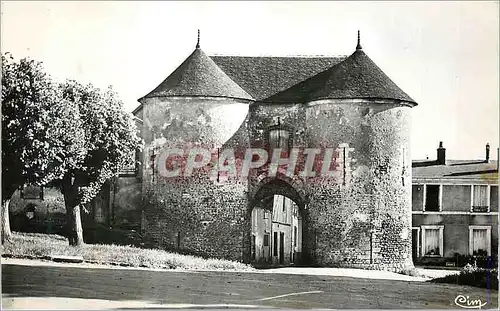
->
[269,129,290,155]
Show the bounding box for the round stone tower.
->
[138,35,253,259]
[264,32,418,271]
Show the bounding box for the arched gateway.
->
[247,178,308,267]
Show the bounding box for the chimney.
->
[485,143,490,163]
[437,141,446,165]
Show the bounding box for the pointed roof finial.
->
[356,30,362,50]
[196,29,200,49]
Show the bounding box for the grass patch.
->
[1,232,253,271]
[430,268,498,290]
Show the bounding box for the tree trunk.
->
[1,198,12,244]
[62,175,84,246]
[66,204,84,246]
[1,185,17,244]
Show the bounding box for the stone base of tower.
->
[312,260,415,273]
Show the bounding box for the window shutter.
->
[425,229,440,255]
[472,229,488,254]
[473,185,488,207]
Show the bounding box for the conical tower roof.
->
[140,47,253,101]
[265,37,417,106]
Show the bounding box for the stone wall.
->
[109,176,142,228]
[140,95,414,271]
[140,96,251,260]
[9,187,66,234]
[10,187,65,215]
[142,180,248,260]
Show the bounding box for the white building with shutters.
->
[411,142,498,266]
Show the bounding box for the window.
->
[273,195,283,220]
[491,186,498,211]
[424,185,441,211]
[412,185,424,211]
[263,233,270,247]
[269,129,290,154]
[424,229,440,255]
[273,232,278,256]
[472,185,490,212]
[95,205,105,223]
[294,226,298,247]
[411,227,421,259]
[263,210,269,219]
[251,235,256,261]
[422,225,444,257]
[469,226,491,256]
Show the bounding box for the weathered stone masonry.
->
[134,33,418,271]
[241,99,413,270]
[302,101,412,269]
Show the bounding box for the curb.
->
[1,254,173,269]
[2,254,83,263]
[51,255,84,263]
[2,254,51,261]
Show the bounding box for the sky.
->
[1,1,498,160]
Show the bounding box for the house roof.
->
[265,48,417,105]
[412,160,498,182]
[210,55,346,101]
[140,48,253,101]
[131,104,142,116]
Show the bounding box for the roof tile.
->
[210,55,346,100]
[141,48,253,101]
[412,160,498,181]
[265,49,417,105]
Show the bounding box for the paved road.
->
[2,263,497,309]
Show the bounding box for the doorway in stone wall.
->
[249,178,306,268]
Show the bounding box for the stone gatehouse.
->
[132,32,418,271]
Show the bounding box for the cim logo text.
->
[454,295,487,309]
